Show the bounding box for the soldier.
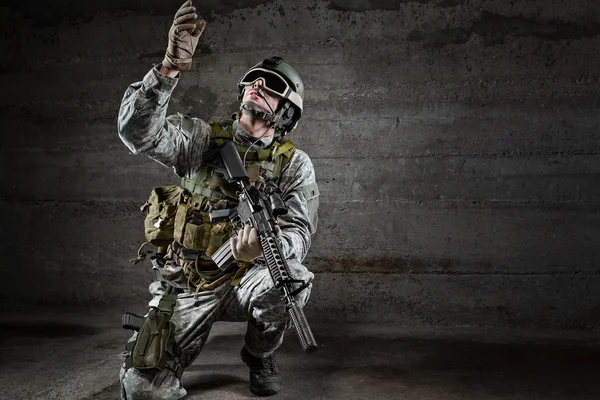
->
[117,1,319,399]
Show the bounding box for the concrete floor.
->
[1,314,600,400]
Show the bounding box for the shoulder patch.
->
[299,181,320,200]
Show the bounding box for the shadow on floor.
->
[2,318,600,399]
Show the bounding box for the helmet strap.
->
[239,100,296,138]
[239,100,275,122]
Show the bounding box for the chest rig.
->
[181,119,296,206]
[157,119,296,292]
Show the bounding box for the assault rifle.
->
[208,141,318,354]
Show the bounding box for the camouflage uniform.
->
[117,66,319,399]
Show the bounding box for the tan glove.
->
[230,225,282,262]
[231,225,262,262]
[163,0,206,72]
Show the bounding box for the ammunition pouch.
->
[173,198,234,256]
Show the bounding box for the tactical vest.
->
[180,119,296,207]
[137,118,296,292]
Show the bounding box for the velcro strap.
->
[156,285,179,315]
[231,262,252,286]
[197,186,225,201]
[157,295,177,314]
[234,143,271,161]
[181,177,226,202]
[272,140,295,158]
[165,52,192,66]
[165,359,185,379]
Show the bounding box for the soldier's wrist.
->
[159,64,180,78]
[144,65,179,94]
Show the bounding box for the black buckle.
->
[275,278,310,297]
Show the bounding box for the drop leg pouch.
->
[129,288,178,370]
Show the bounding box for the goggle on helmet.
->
[237,56,304,136]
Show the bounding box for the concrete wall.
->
[2,0,599,331]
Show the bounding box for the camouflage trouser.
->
[120,259,313,400]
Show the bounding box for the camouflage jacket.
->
[117,66,319,264]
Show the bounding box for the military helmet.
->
[237,56,304,136]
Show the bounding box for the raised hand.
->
[162,0,206,72]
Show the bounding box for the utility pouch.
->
[182,221,205,250]
[143,185,186,247]
[130,308,175,370]
[174,203,208,251]
[173,195,232,252]
[206,222,230,257]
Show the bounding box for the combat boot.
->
[240,346,282,396]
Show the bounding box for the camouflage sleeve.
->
[276,149,320,264]
[117,66,212,177]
